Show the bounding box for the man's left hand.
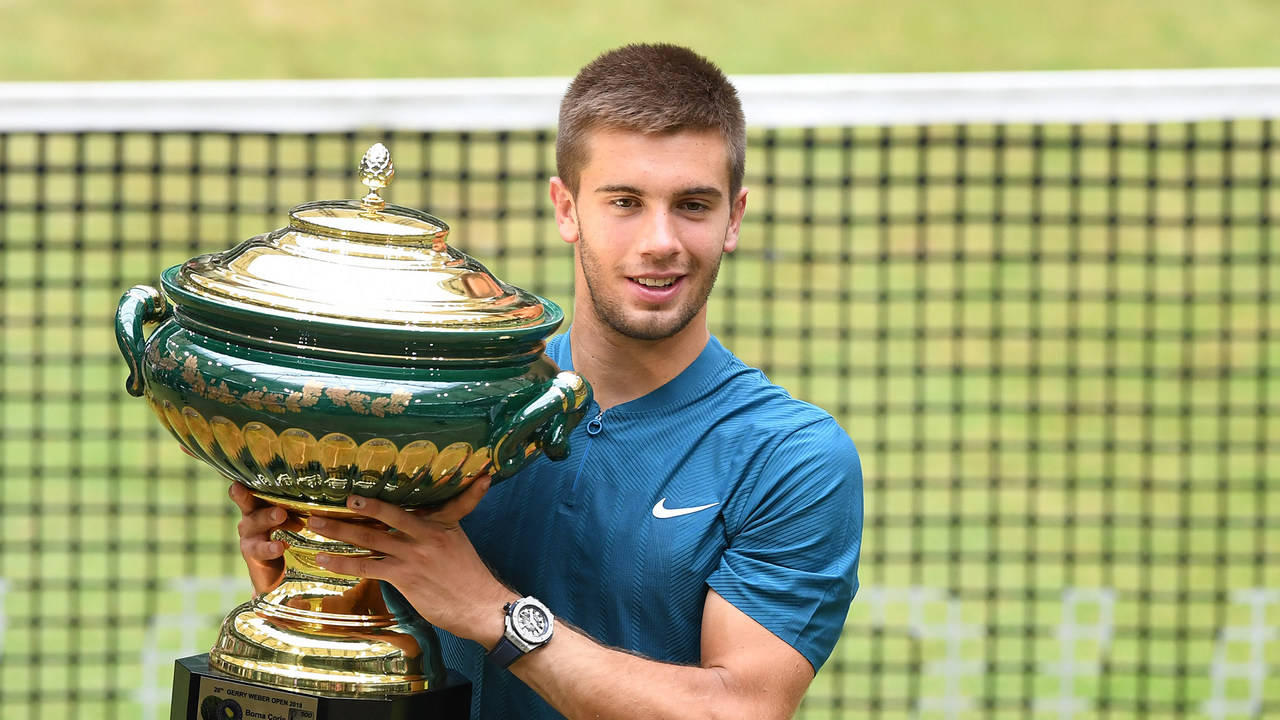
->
[307,475,516,648]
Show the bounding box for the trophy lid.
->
[161,144,561,365]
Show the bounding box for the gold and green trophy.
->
[115,144,591,719]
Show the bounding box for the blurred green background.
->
[2,2,1279,719]
[4,0,1280,81]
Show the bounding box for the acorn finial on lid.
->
[358,143,395,214]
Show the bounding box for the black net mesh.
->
[0,122,1276,718]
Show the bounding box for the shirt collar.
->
[549,330,732,415]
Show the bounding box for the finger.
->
[228,482,267,516]
[238,505,288,539]
[240,535,285,562]
[425,474,492,525]
[307,516,414,557]
[343,495,422,534]
[315,551,399,581]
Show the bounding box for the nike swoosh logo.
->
[651,498,720,519]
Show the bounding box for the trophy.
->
[114,144,592,719]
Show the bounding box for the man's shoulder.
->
[699,344,858,494]
[710,346,846,439]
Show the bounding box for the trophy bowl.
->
[114,144,591,705]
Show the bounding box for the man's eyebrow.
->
[593,184,724,199]
[679,186,724,199]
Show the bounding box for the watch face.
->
[512,603,552,643]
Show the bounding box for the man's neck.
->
[568,312,709,412]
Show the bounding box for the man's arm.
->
[513,589,813,720]
[309,481,815,720]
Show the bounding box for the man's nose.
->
[638,209,680,258]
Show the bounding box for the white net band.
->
[2,68,1279,132]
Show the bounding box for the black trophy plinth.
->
[171,654,472,720]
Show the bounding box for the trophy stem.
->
[208,504,445,697]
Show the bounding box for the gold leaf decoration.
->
[325,388,350,407]
[208,381,236,406]
[242,390,265,411]
[347,392,371,415]
[162,349,413,417]
[301,382,323,406]
[150,344,178,371]
[261,392,287,414]
[370,390,411,417]
[389,389,412,414]
[182,356,207,395]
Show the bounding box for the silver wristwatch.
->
[487,596,555,668]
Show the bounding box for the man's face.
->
[550,128,747,342]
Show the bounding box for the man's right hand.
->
[228,482,288,595]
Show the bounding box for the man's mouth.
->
[631,276,677,288]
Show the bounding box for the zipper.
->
[566,407,605,506]
[585,409,605,437]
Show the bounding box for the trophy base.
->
[209,586,441,695]
[171,654,471,720]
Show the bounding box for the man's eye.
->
[679,201,709,212]
[612,198,637,209]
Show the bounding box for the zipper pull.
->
[586,409,605,436]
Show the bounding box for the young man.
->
[232,44,862,719]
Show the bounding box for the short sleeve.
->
[706,416,862,671]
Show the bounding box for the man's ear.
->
[549,177,580,244]
[723,186,748,254]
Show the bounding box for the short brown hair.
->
[556,44,746,199]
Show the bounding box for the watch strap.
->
[487,636,525,669]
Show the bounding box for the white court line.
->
[1035,588,1116,719]
[135,576,247,720]
[1202,589,1279,720]
[862,586,980,719]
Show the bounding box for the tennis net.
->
[0,70,1277,719]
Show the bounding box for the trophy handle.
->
[490,371,592,479]
[115,284,170,397]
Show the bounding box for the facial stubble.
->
[575,225,724,342]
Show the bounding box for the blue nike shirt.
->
[439,333,863,719]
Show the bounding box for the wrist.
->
[478,590,522,651]
[487,596,556,669]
